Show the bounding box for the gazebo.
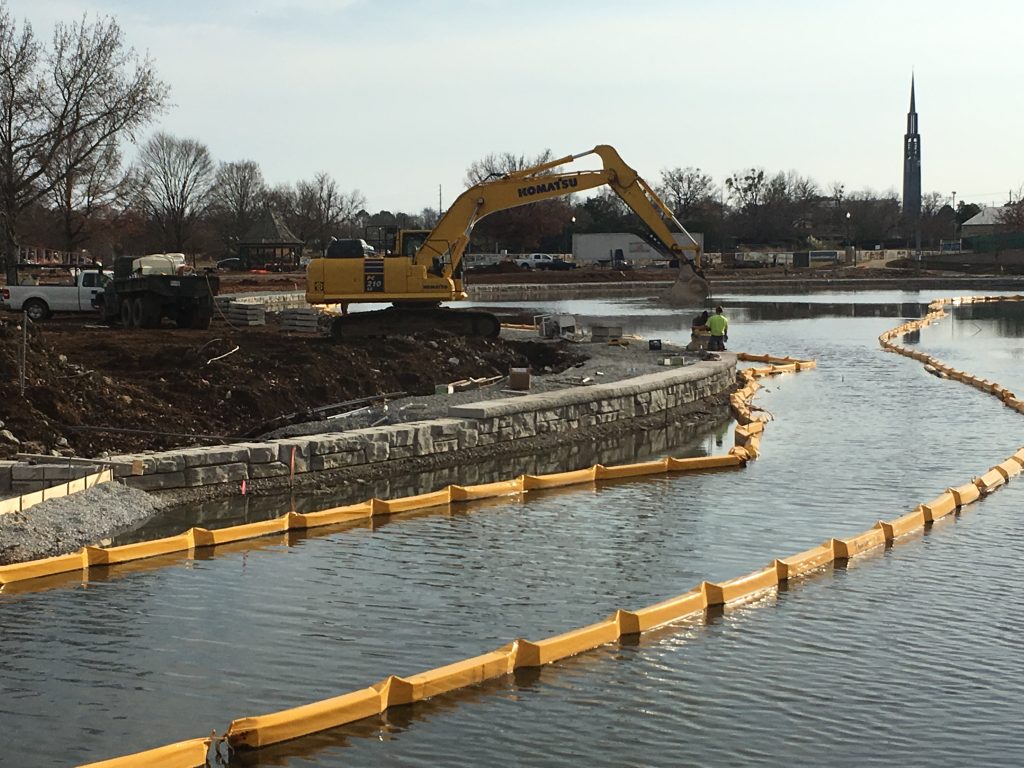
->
[238,210,304,270]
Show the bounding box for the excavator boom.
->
[307,145,709,339]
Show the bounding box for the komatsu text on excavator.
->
[306,145,710,340]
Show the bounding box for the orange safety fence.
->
[2,357,805,592]
[79,298,1024,767]
[73,355,812,766]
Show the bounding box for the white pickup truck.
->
[513,253,577,270]
[0,268,111,321]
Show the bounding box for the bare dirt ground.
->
[0,314,585,460]
[3,260,1014,462]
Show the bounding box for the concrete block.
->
[42,465,98,481]
[249,461,291,479]
[140,454,186,474]
[237,442,277,464]
[185,462,249,487]
[0,460,13,494]
[127,471,188,491]
[365,439,389,462]
[429,419,464,437]
[308,433,364,455]
[511,412,536,438]
[11,464,46,481]
[310,452,366,471]
[383,425,417,448]
[276,440,311,473]
[457,427,479,449]
[12,480,46,493]
[178,447,217,468]
[182,445,251,468]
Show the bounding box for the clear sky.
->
[9,0,1023,212]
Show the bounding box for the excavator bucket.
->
[663,268,710,307]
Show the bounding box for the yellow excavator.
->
[306,144,710,339]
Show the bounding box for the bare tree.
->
[725,168,767,209]
[209,159,265,249]
[996,186,1024,231]
[657,167,716,221]
[417,207,440,229]
[463,150,570,251]
[132,132,214,252]
[464,150,554,186]
[294,172,365,249]
[0,8,168,280]
[47,137,126,255]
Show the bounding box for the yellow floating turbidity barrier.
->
[61,305,1024,766]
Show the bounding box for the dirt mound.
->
[0,316,585,459]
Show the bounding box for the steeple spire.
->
[903,74,922,222]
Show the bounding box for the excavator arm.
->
[415,145,703,278]
[308,144,708,339]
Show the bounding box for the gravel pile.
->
[0,482,159,565]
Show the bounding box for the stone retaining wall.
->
[98,356,735,496]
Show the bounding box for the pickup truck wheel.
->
[120,299,133,328]
[192,313,212,330]
[22,298,49,322]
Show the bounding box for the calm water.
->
[1,290,1022,766]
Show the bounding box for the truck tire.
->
[175,307,195,329]
[131,298,145,328]
[120,299,134,328]
[193,313,212,330]
[138,295,161,328]
[22,298,49,322]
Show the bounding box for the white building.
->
[572,232,704,266]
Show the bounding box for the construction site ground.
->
[0,314,590,461]
[2,260,1017,463]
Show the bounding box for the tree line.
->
[3,5,1019,283]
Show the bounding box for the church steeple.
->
[903,75,921,220]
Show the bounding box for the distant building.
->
[572,232,704,266]
[238,210,304,270]
[961,207,1009,238]
[902,76,922,220]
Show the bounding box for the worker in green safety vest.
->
[707,305,728,351]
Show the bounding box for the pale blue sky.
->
[11,0,1023,212]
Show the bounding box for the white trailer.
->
[572,232,704,267]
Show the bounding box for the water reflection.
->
[124,407,733,542]
[4,290,1024,767]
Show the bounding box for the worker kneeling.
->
[707,306,728,351]
[687,310,710,351]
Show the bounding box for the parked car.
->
[514,253,577,270]
[216,257,243,271]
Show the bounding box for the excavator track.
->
[330,307,501,341]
